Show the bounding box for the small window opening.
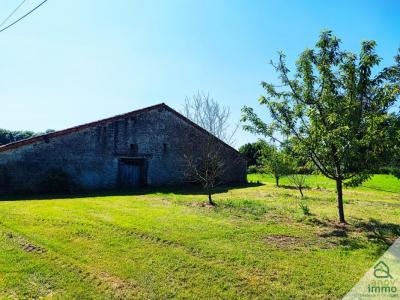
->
[163,143,168,153]
[130,143,138,156]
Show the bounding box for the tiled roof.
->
[0,103,239,154]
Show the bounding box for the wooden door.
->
[119,163,141,187]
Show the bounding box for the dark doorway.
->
[118,158,146,187]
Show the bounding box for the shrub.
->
[247,165,265,174]
[299,202,311,216]
[217,199,269,219]
[378,166,394,174]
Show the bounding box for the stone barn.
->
[0,103,246,193]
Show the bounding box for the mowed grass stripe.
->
[0,220,149,299]
[0,174,398,298]
[0,199,367,299]
[0,225,116,299]
[0,210,278,299]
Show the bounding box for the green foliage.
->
[247,165,263,174]
[242,30,400,222]
[0,128,56,146]
[383,117,400,179]
[216,198,269,220]
[239,139,268,166]
[0,129,36,145]
[299,201,311,216]
[392,168,400,179]
[259,144,293,186]
[248,173,400,193]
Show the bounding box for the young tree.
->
[242,30,400,223]
[182,91,239,205]
[288,173,308,197]
[183,139,224,205]
[259,145,292,187]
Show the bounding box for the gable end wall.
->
[0,107,246,192]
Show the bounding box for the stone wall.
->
[0,105,246,192]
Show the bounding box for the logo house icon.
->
[343,238,400,299]
[374,261,393,279]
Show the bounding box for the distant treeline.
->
[0,128,55,146]
[239,139,400,178]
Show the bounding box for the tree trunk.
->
[208,192,215,206]
[336,179,346,224]
[275,176,279,187]
[299,187,303,197]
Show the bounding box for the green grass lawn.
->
[0,174,399,299]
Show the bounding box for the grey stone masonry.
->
[0,103,246,193]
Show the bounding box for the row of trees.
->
[185,30,399,225]
[242,30,400,223]
[0,129,36,146]
[0,129,55,146]
[240,140,292,186]
[240,140,309,196]
[185,31,400,223]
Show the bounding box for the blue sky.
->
[1,0,399,147]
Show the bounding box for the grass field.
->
[0,174,399,299]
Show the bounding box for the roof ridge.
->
[0,103,166,152]
[0,102,240,155]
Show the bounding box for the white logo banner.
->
[343,238,400,299]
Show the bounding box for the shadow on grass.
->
[0,182,264,202]
[320,229,348,238]
[354,218,400,245]
[361,186,399,194]
[277,185,312,191]
[306,216,400,251]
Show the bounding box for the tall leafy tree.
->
[239,140,268,166]
[242,31,400,223]
[384,116,400,178]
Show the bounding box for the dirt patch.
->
[189,202,215,209]
[307,216,398,245]
[21,243,46,254]
[99,272,131,289]
[5,232,46,254]
[264,233,339,249]
[98,272,145,299]
[264,235,304,247]
[312,187,329,192]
